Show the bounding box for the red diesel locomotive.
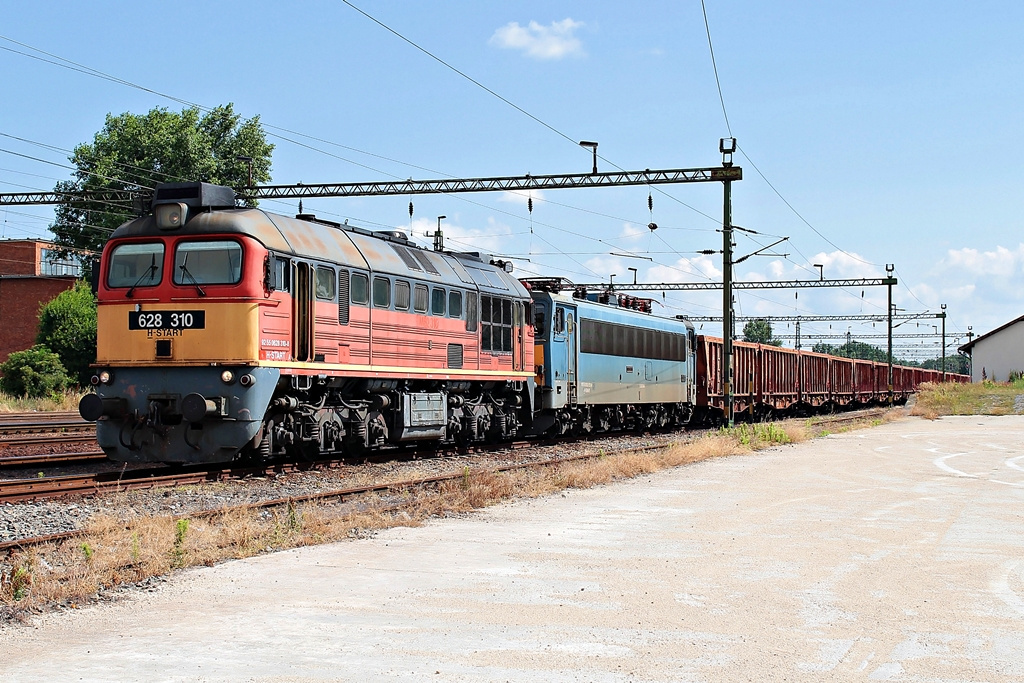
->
[80,182,535,463]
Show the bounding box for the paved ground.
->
[2,415,1024,682]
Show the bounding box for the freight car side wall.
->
[694,335,967,419]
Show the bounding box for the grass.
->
[910,379,1024,419]
[0,388,89,413]
[0,420,817,620]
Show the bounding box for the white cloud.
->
[942,244,1024,278]
[496,189,546,207]
[489,19,585,60]
[399,216,514,255]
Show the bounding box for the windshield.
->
[107,242,165,288]
[173,240,242,285]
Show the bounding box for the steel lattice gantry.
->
[571,277,897,291]
[0,166,743,206]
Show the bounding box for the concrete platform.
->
[2,415,1024,681]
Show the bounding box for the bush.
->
[37,280,97,386]
[0,345,70,398]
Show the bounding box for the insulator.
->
[528,197,533,214]
[408,201,413,219]
[648,193,653,212]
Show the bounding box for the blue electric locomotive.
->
[526,279,697,435]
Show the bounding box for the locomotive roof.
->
[534,290,696,333]
[108,207,528,298]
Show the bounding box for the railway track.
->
[0,440,667,552]
[0,407,897,552]
[0,450,108,468]
[0,411,92,436]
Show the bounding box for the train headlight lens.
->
[98,370,112,385]
[221,370,235,384]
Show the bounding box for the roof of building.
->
[958,314,1024,354]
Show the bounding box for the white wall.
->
[971,320,1024,382]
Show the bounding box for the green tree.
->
[37,280,97,386]
[742,318,781,346]
[0,345,70,398]
[50,104,274,260]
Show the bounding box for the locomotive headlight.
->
[98,370,113,385]
[239,373,256,388]
[155,202,188,230]
[221,370,235,384]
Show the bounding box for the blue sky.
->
[2,1,1021,359]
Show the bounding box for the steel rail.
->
[0,433,98,448]
[0,450,107,468]
[0,408,894,553]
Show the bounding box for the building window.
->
[40,248,82,277]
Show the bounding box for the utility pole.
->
[886,264,894,406]
[721,137,736,427]
[940,303,947,380]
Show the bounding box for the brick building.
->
[0,239,81,363]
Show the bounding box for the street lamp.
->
[579,141,599,174]
[236,155,253,187]
[432,215,446,252]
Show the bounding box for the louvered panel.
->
[447,344,464,369]
[390,244,423,271]
[412,250,440,275]
[338,269,350,324]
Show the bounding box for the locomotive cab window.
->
[107,242,165,288]
[173,240,242,285]
[351,273,369,305]
[533,302,547,339]
[273,256,291,292]
[553,307,566,335]
[315,266,336,300]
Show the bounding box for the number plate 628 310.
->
[128,310,206,330]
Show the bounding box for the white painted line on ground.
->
[992,560,1024,617]
[929,449,977,478]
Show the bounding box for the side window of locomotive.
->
[173,240,242,285]
[431,287,446,316]
[274,256,291,292]
[372,277,391,308]
[533,302,547,339]
[315,266,335,300]
[481,296,513,353]
[413,284,428,313]
[315,266,336,301]
[350,273,369,305]
[553,307,566,335]
[107,242,165,288]
[448,290,463,319]
[395,280,411,311]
